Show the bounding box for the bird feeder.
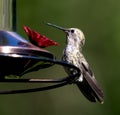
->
[0,0,80,94]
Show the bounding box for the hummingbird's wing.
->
[76,61,104,103]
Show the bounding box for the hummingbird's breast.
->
[62,44,88,69]
[62,45,82,66]
[62,45,82,76]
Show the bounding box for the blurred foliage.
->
[0,0,120,115]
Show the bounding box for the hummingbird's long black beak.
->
[46,22,67,32]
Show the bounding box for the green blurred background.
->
[0,0,120,115]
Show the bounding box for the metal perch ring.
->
[0,54,80,94]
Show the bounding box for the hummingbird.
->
[46,23,104,103]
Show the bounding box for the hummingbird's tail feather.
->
[76,79,96,102]
[76,72,104,103]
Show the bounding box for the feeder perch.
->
[0,0,80,94]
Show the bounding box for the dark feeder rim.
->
[0,46,54,58]
[0,54,80,94]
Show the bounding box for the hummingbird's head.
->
[46,23,85,47]
[65,28,85,47]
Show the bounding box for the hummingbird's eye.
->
[71,29,74,33]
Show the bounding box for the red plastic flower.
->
[23,26,59,48]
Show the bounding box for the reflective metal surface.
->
[0,30,54,77]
